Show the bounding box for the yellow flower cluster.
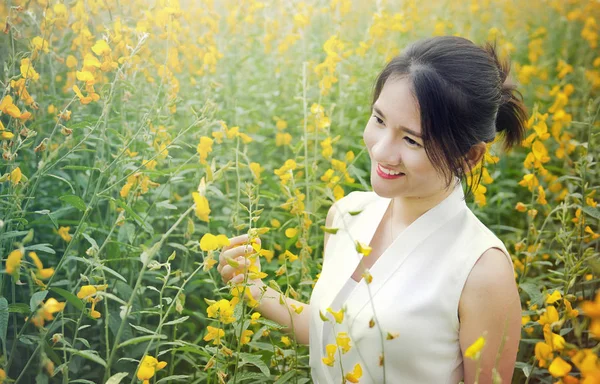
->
[77,284,108,319]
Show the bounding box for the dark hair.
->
[371,36,528,197]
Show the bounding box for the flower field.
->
[0,0,599,383]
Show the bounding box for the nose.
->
[370,132,401,166]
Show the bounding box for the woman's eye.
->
[404,137,421,147]
[372,115,384,125]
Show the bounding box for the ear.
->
[463,142,487,171]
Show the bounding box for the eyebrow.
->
[372,105,422,139]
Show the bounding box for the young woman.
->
[218,36,525,383]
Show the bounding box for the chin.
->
[370,176,408,199]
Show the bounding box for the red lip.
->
[376,164,405,179]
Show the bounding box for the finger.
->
[225,257,253,281]
[219,244,253,268]
[230,274,244,285]
[220,265,235,282]
[221,234,250,252]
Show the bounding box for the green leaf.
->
[105,372,129,384]
[62,165,101,172]
[47,174,75,194]
[8,303,30,314]
[68,256,127,283]
[234,372,271,383]
[239,352,270,376]
[519,282,544,307]
[582,206,600,220]
[256,318,285,330]
[0,297,8,348]
[30,290,48,312]
[50,287,84,311]
[156,375,191,383]
[59,195,87,211]
[0,230,29,241]
[163,316,189,326]
[117,334,167,349]
[116,200,154,235]
[24,244,55,255]
[61,348,107,367]
[320,226,339,234]
[273,370,295,383]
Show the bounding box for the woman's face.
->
[363,76,449,200]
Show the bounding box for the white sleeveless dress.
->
[308,183,513,383]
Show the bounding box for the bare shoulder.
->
[458,247,521,383]
[459,247,518,319]
[462,248,515,298]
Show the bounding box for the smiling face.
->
[363,76,451,200]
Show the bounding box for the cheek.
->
[405,150,435,173]
[363,124,376,151]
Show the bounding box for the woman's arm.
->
[219,203,337,345]
[458,248,522,383]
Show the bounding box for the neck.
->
[390,183,457,231]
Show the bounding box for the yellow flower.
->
[543,324,565,351]
[355,241,372,256]
[284,250,298,263]
[515,202,527,212]
[345,363,363,383]
[281,336,291,346]
[0,368,6,383]
[285,228,298,238]
[276,132,292,146]
[0,131,14,140]
[206,299,237,324]
[20,58,40,81]
[322,344,337,366]
[57,226,72,242]
[538,305,559,327]
[239,329,253,345]
[30,298,66,328]
[249,162,263,184]
[336,332,351,354]
[192,192,211,222]
[0,95,22,118]
[548,356,572,378]
[10,167,22,185]
[537,186,547,205]
[31,36,49,53]
[519,174,539,192]
[203,326,225,345]
[327,307,344,323]
[546,290,562,304]
[196,136,213,164]
[250,312,261,325]
[333,185,344,201]
[200,233,218,251]
[137,355,167,384]
[582,291,600,338]
[5,249,23,275]
[76,70,95,85]
[534,341,553,368]
[77,285,98,302]
[92,39,111,56]
[564,299,579,318]
[28,252,54,279]
[465,336,486,359]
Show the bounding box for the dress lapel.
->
[318,195,391,320]
[347,183,467,322]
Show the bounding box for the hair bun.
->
[483,42,527,148]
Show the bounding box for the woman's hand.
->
[217,234,265,300]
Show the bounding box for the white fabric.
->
[309,183,512,383]
[322,278,359,351]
